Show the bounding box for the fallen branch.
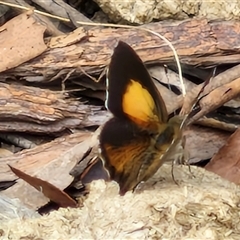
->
[2,18,240,82]
[0,82,99,133]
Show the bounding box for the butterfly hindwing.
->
[100,117,175,195]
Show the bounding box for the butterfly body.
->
[99,41,184,195]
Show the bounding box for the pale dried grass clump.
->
[1,164,240,239]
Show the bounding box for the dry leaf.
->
[9,165,77,208]
[0,11,47,72]
[148,65,196,93]
[185,125,229,164]
[205,128,240,184]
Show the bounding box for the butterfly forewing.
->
[106,41,168,127]
[100,117,177,195]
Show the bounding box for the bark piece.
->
[0,82,97,133]
[0,11,47,72]
[0,133,36,149]
[0,148,14,157]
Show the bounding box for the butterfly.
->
[99,41,185,195]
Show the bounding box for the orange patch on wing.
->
[122,80,159,128]
[102,141,148,173]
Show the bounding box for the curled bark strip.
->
[187,77,240,125]
[181,64,240,115]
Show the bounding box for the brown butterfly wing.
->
[99,117,149,195]
[99,118,176,195]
